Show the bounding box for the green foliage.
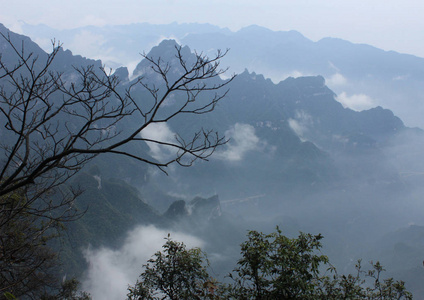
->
[0,190,59,298]
[228,228,328,299]
[41,278,91,300]
[318,260,413,299]
[127,236,220,300]
[129,228,412,300]
[2,292,16,300]
[0,190,92,299]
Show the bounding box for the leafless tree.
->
[0,31,234,297]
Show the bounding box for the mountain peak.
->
[282,75,326,88]
[237,25,308,44]
[157,39,179,48]
[132,39,193,78]
[113,66,129,82]
[237,24,273,34]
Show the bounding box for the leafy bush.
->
[128,228,412,300]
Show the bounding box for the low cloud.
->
[70,30,107,55]
[82,225,204,300]
[33,38,53,53]
[215,123,261,161]
[336,92,376,111]
[140,123,177,161]
[288,110,313,141]
[66,30,121,69]
[288,119,306,141]
[326,73,347,87]
[127,60,143,80]
[1,19,24,34]
[283,70,306,78]
[264,70,311,84]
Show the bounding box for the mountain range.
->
[2,23,424,297]
[18,22,424,128]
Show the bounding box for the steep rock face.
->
[182,25,424,81]
[189,195,222,220]
[0,23,48,65]
[132,39,193,79]
[0,26,412,204]
[270,76,405,150]
[69,172,161,245]
[19,22,424,126]
[113,66,129,82]
[133,42,411,207]
[164,200,188,219]
[163,195,222,222]
[0,23,103,89]
[222,71,405,151]
[180,25,424,127]
[58,170,163,276]
[20,22,230,68]
[3,26,424,296]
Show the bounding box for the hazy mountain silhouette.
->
[3,25,424,297]
[19,22,424,127]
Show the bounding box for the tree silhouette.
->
[0,30,234,297]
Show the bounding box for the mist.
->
[215,123,263,161]
[140,123,178,161]
[4,20,424,298]
[81,225,205,299]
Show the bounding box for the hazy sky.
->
[2,0,424,57]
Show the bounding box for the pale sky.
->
[2,0,424,57]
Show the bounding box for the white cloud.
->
[288,119,306,141]
[326,73,347,87]
[285,70,307,78]
[336,92,376,111]
[288,110,314,141]
[140,123,177,161]
[215,123,261,161]
[82,225,204,300]
[279,70,308,82]
[33,38,53,52]
[265,70,312,84]
[127,60,143,80]
[67,30,108,59]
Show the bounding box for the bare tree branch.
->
[0,33,235,296]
